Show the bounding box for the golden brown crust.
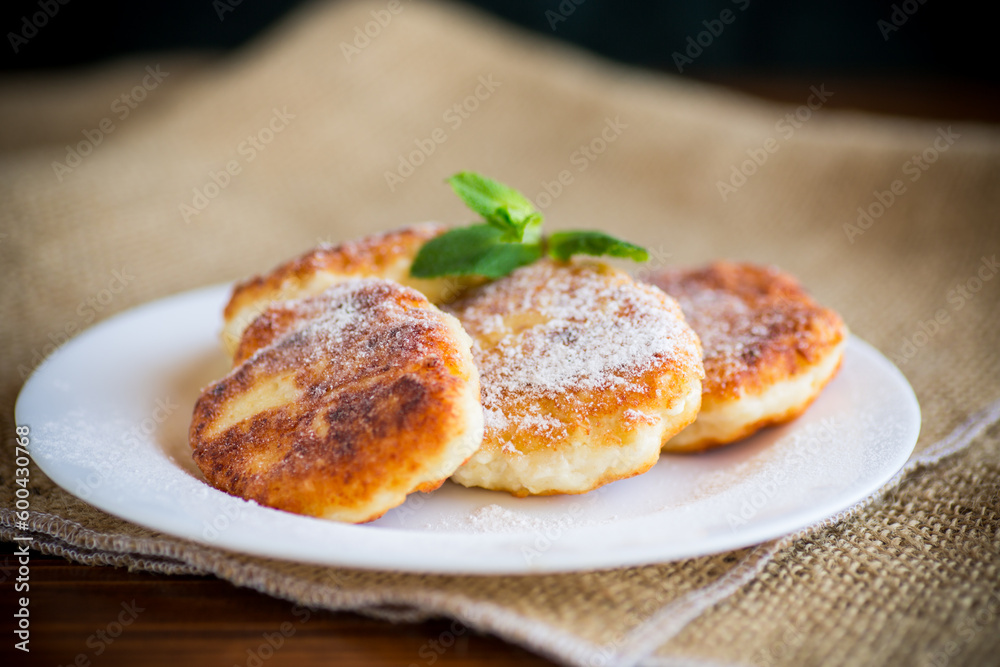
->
[231,299,317,366]
[220,224,467,358]
[450,260,702,452]
[447,260,704,496]
[661,352,844,454]
[191,279,482,522]
[223,223,447,323]
[646,262,846,400]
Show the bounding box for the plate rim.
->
[15,283,921,574]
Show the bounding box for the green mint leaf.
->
[410,224,542,278]
[412,172,651,280]
[546,231,649,262]
[521,212,543,244]
[447,172,541,242]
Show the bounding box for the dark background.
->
[0,0,991,76]
[0,0,996,120]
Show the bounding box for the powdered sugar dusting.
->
[677,287,790,392]
[646,263,843,396]
[448,261,702,439]
[17,277,917,570]
[424,502,618,534]
[237,278,451,384]
[471,504,561,532]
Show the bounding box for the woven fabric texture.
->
[1,2,998,665]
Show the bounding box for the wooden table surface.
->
[2,77,995,667]
[0,542,554,667]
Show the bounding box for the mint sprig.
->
[447,172,542,244]
[547,230,649,262]
[410,224,542,278]
[410,172,648,279]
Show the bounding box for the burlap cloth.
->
[2,1,999,665]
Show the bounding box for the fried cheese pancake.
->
[191,279,483,523]
[646,262,847,452]
[446,260,704,497]
[221,224,461,359]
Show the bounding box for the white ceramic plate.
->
[16,284,920,574]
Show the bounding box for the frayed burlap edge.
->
[4,398,997,667]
